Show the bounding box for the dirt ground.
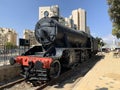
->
[73,52,120,90]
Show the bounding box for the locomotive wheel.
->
[49,60,61,79]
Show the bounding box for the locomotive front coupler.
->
[21,61,49,81]
[20,61,34,80]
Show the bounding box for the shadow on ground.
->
[52,54,105,89]
[96,87,108,90]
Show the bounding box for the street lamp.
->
[100,40,103,54]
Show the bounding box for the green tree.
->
[107,0,120,38]
[96,37,105,48]
[5,42,17,49]
[112,26,120,38]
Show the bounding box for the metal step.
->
[31,69,47,73]
[29,77,48,81]
[37,74,47,77]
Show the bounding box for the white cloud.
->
[91,32,97,37]
[102,34,119,45]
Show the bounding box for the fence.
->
[0,46,29,66]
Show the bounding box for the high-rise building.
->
[39,5,59,19]
[72,8,86,32]
[23,29,39,46]
[78,8,86,31]
[0,28,17,47]
[72,10,79,30]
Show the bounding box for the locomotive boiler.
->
[35,16,89,48]
[9,12,98,83]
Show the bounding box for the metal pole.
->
[100,40,103,55]
[4,44,5,65]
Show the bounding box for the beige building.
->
[65,15,74,29]
[72,8,86,32]
[78,8,86,31]
[39,5,59,19]
[23,29,39,46]
[0,28,17,47]
[72,10,79,30]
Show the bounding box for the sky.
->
[0,0,118,44]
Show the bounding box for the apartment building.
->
[78,8,86,31]
[72,10,79,30]
[65,15,74,29]
[72,8,86,32]
[39,5,59,19]
[23,29,39,46]
[0,28,17,47]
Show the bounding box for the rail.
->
[0,78,24,90]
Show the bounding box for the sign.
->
[19,38,30,46]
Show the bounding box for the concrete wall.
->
[0,64,21,82]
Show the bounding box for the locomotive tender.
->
[10,12,98,82]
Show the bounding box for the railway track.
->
[35,68,77,90]
[0,78,24,90]
[0,68,75,90]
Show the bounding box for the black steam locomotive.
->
[10,12,98,82]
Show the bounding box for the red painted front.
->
[15,56,53,69]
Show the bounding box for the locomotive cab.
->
[23,45,44,56]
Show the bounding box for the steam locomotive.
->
[10,11,98,82]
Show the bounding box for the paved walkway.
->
[73,52,120,90]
